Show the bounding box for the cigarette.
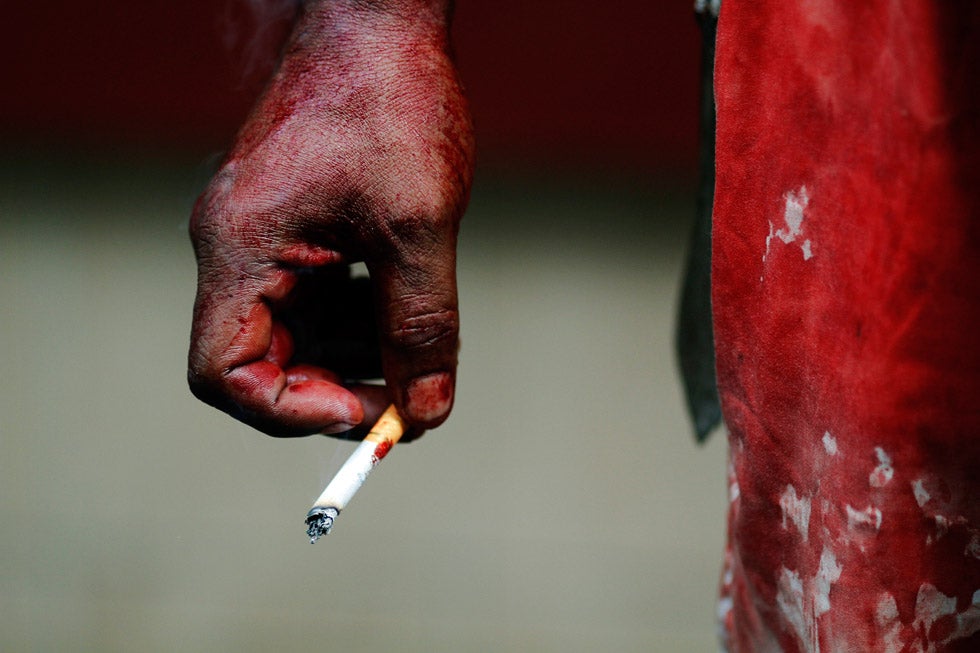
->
[305,404,407,543]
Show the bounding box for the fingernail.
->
[322,422,357,435]
[405,372,453,424]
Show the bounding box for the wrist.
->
[298,0,454,43]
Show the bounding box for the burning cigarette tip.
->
[306,507,339,544]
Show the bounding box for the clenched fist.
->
[188,0,474,437]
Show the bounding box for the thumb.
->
[369,239,460,429]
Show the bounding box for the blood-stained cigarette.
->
[305,404,406,543]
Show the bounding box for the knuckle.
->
[188,199,218,255]
[189,168,286,258]
[398,179,461,227]
[369,201,443,249]
[190,168,235,235]
[361,180,462,250]
[186,343,233,408]
[186,341,227,394]
[186,363,223,407]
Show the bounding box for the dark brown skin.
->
[188,0,474,437]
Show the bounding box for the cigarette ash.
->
[306,506,340,543]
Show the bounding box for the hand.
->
[187,1,474,437]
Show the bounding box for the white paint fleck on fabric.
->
[875,594,903,653]
[815,549,843,616]
[822,431,838,456]
[727,460,740,503]
[846,504,883,532]
[912,584,959,652]
[912,478,931,507]
[775,547,843,653]
[779,186,809,244]
[716,598,734,653]
[802,239,814,260]
[872,586,980,651]
[869,447,894,488]
[777,567,810,652]
[717,548,736,653]
[763,220,776,266]
[780,485,812,541]
[717,596,734,625]
[953,590,980,643]
[762,185,815,272]
[730,479,740,503]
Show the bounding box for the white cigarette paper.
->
[305,404,406,542]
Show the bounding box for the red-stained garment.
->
[711,2,980,651]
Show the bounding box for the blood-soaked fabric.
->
[711,2,980,651]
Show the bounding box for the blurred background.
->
[1,1,728,651]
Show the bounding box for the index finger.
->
[187,268,364,436]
